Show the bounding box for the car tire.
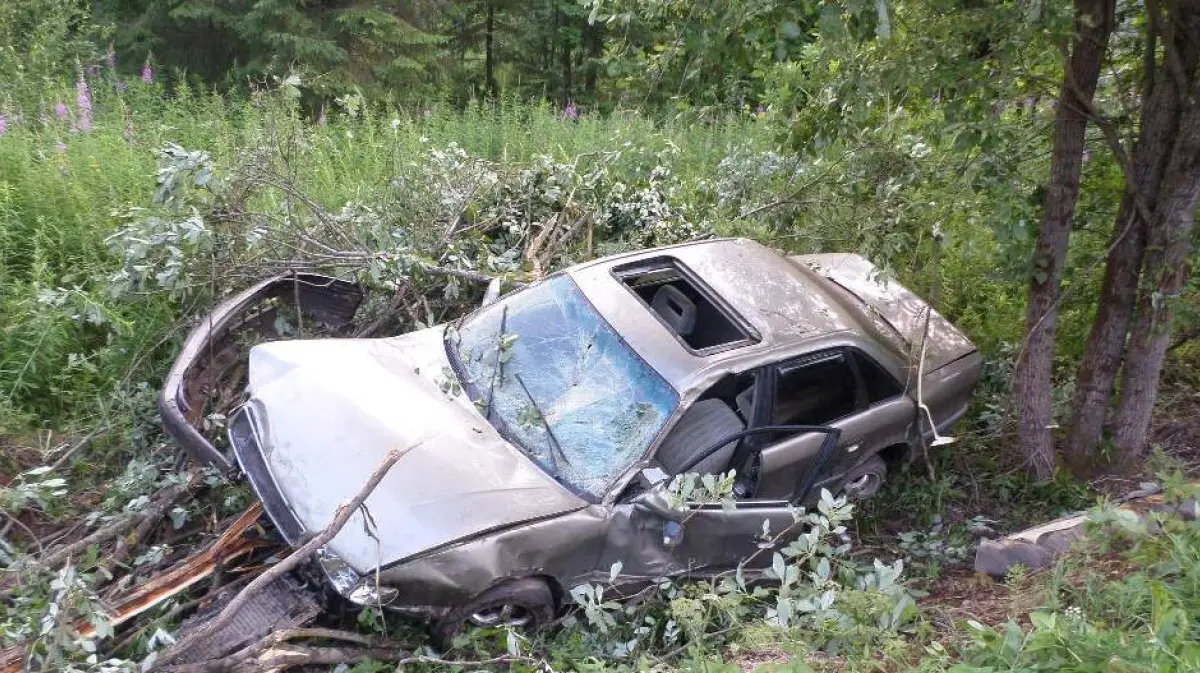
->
[836,454,887,501]
[433,578,556,647]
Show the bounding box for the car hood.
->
[242,326,587,572]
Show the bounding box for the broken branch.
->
[161,627,401,673]
[163,441,423,666]
[0,473,200,597]
[98,475,195,584]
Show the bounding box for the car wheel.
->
[433,578,556,646]
[836,455,886,501]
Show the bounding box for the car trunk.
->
[790,253,977,371]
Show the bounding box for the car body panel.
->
[792,252,977,371]
[240,326,587,572]
[756,396,914,501]
[600,500,796,580]
[377,505,612,618]
[567,239,869,392]
[159,273,363,468]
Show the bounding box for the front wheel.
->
[433,578,556,647]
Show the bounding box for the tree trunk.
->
[485,0,497,98]
[1014,0,1115,480]
[1064,0,1189,471]
[563,51,573,102]
[583,19,600,96]
[1110,20,1200,461]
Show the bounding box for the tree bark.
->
[1110,16,1200,461]
[1014,0,1115,480]
[583,19,600,96]
[1065,0,1189,471]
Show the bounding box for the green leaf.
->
[609,560,623,582]
[771,552,786,580]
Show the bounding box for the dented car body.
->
[160,238,981,633]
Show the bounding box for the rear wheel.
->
[835,455,887,501]
[433,578,555,647]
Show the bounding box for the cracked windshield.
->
[452,276,678,497]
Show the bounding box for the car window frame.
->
[850,348,906,407]
[445,272,681,504]
[753,346,906,446]
[608,256,762,357]
[765,347,865,426]
[603,344,906,506]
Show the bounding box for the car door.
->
[600,491,799,584]
[597,380,800,585]
[752,348,915,501]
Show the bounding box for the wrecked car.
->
[159,238,980,638]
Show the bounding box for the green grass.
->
[0,84,770,436]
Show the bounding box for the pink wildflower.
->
[75,79,92,132]
[563,101,579,121]
[141,63,153,84]
[0,116,7,136]
[55,103,68,121]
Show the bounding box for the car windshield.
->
[449,275,678,498]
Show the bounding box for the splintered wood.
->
[1,504,270,672]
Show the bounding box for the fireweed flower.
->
[0,116,8,136]
[75,79,93,132]
[141,63,153,83]
[563,101,579,121]
[55,103,69,121]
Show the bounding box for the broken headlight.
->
[315,546,398,606]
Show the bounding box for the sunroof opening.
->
[614,257,756,353]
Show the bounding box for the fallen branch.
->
[0,508,43,557]
[248,644,407,672]
[0,474,199,597]
[161,627,401,673]
[99,475,195,584]
[47,426,108,473]
[354,284,410,337]
[163,441,423,666]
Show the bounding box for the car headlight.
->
[315,546,398,606]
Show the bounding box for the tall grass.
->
[0,81,773,440]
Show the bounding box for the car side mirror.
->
[631,485,686,547]
[632,478,683,521]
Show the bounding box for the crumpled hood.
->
[243,326,586,572]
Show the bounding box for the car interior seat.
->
[651,285,697,336]
[656,398,745,475]
[735,385,755,422]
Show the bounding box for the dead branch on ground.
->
[99,476,195,585]
[162,441,424,667]
[0,471,200,597]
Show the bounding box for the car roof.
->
[567,238,870,392]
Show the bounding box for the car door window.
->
[771,352,859,426]
[853,351,902,404]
